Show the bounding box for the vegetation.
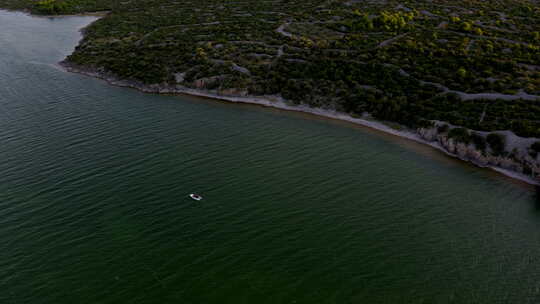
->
[471,132,487,151]
[530,141,540,157]
[532,141,540,153]
[1,0,539,137]
[437,124,449,134]
[0,0,111,14]
[487,133,506,155]
[448,127,471,144]
[34,0,69,14]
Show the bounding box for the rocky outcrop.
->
[219,88,248,96]
[60,61,540,185]
[193,75,226,89]
[417,126,540,182]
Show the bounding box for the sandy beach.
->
[60,61,540,186]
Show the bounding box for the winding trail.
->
[378,33,408,48]
[393,65,540,101]
[276,22,293,38]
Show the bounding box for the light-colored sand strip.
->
[59,62,540,186]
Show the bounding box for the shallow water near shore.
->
[1,10,540,304]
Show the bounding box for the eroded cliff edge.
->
[61,60,540,184]
[1,0,539,184]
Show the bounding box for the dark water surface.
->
[1,10,539,304]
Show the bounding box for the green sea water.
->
[1,10,539,304]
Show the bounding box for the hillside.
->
[1,0,539,138]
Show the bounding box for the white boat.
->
[189,193,203,201]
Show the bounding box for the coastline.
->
[3,7,538,186]
[60,61,540,186]
[0,7,109,18]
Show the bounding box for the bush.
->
[532,141,540,153]
[416,119,434,128]
[471,133,486,151]
[437,124,449,133]
[486,133,506,155]
[34,0,71,14]
[448,127,471,144]
[457,67,467,78]
[530,141,540,158]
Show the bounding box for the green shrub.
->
[471,133,486,151]
[457,67,467,78]
[34,0,71,14]
[437,124,449,133]
[448,127,471,144]
[530,141,540,158]
[532,142,540,153]
[3,0,538,139]
[486,133,506,155]
[416,119,434,128]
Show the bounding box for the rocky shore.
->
[60,61,540,185]
[417,126,540,184]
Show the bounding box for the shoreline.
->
[3,7,538,186]
[60,61,540,186]
[0,8,109,18]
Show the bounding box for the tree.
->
[532,142,540,153]
[530,141,540,157]
[437,124,449,133]
[471,133,486,151]
[448,127,471,144]
[457,67,467,78]
[461,22,473,32]
[34,0,70,14]
[474,27,483,36]
[195,47,207,61]
[486,133,506,155]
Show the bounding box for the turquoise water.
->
[1,10,540,304]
